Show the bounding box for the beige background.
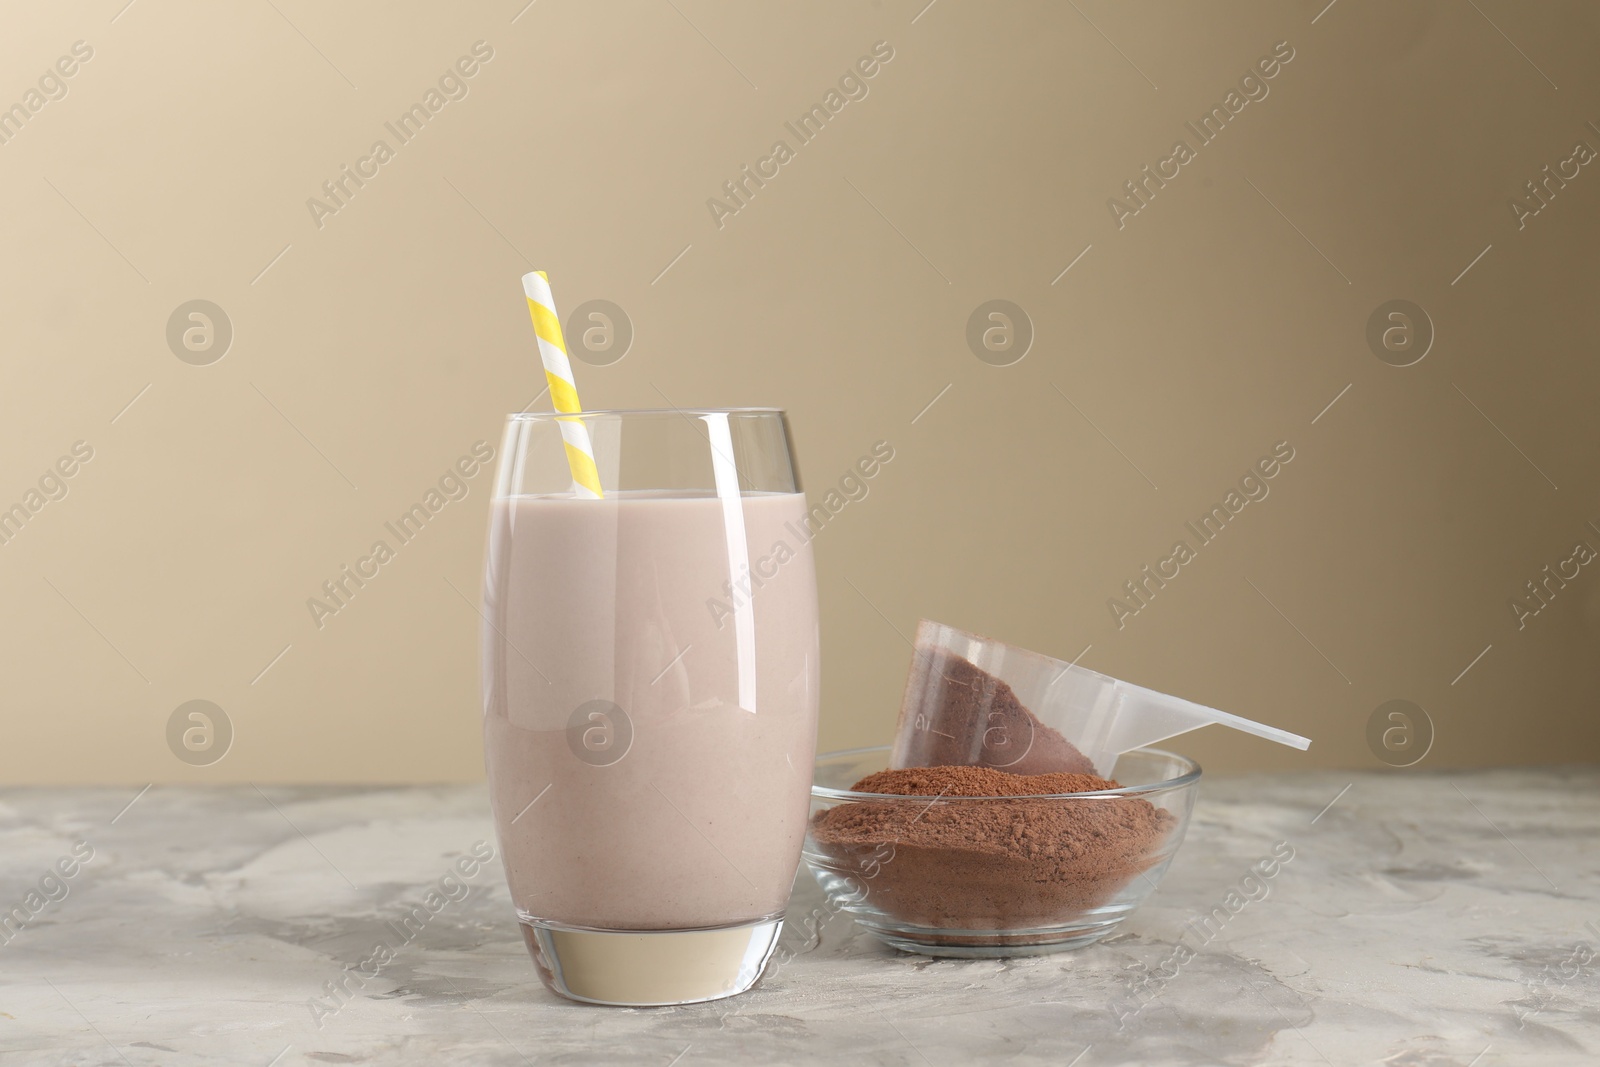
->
[2,0,1597,783]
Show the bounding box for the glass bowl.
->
[803,746,1200,957]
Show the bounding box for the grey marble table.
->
[1,769,1596,1066]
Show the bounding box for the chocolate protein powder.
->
[810,764,1175,935]
[896,649,1099,776]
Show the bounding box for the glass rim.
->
[507,406,784,421]
[811,745,1202,801]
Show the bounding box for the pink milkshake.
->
[481,409,818,1006]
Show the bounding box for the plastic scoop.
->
[890,620,1311,778]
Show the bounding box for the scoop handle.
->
[1102,687,1312,758]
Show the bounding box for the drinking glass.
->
[480,408,819,1006]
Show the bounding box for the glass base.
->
[806,864,1142,958]
[858,916,1125,958]
[520,915,783,1006]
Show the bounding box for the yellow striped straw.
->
[522,270,603,499]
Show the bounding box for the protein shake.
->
[482,490,820,935]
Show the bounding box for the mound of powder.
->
[851,764,1113,798]
[897,650,1099,776]
[811,764,1175,935]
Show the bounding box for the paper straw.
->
[522,271,603,499]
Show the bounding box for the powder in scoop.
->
[811,764,1175,936]
[897,650,1098,776]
